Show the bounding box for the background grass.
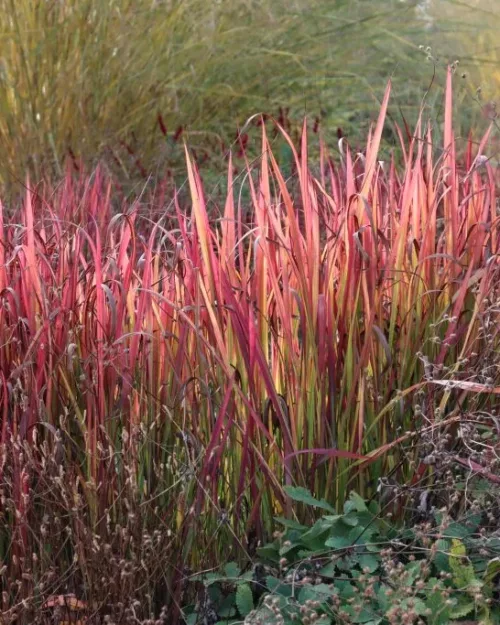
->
[1,0,498,197]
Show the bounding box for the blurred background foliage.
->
[0,0,499,196]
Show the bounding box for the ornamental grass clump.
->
[1,68,500,622]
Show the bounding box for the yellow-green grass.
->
[420,0,500,138]
[0,0,485,196]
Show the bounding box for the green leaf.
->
[478,604,494,625]
[323,515,342,522]
[318,562,336,578]
[377,584,390,613]
[297,549,331,560]
[192,572,224,585]
[280,540,302,557]
[449,596,475,619]
[274,517,308,531]
[224,562,241,578]
[484,557,500,587]
[434,538,451,573]
[298,583,333,604]
[343,605,380,624]
[218,593,237,618]
[401,561,422,586]
[208,585,223,602]
[325,517,353,550]
[315,617,333,625]
[337,579,356,599]
[358,554,379,573]
[401,597,426,615]
[325,534,352,549]
[266,576,293,597]
[339,513,360,527]
[347,491,368,513]
[301,518,334,549]
[256,544,280,563]
[283,486,336,512]
[444,518,480,539]
[307,582,337,596]
[348,524,377,547]
[368,500,381,515]
[337,555,358,571]
[236,583,254,618]
[424,586,451,625]
[449,539,479,589]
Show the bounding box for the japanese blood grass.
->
[1,68,500,619]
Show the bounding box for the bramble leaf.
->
[283,486,336,512]
[236,583,254,618]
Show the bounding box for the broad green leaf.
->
[434,538,451,573]
[280,541,303,557]
[224,562,241,578]
[377,584,390,613]
[478,605,494,625]
[257,545,281,563]
[368,500,381,515]
[218,592,237,618]
[236,583,254,618]
[347,491,368,512]
[325,517,354,550]
[274,517,308,530]
[297,549,331,559]
[449,596,475,619]
[424,587,451,625]
[208,585,223,602]
[337,555,358,571]
[444,517,481,539]
[194,572,224,585]
[325,534,352,549]
[283,486,336,512]
[401,561,421,586]
[348,524,377,546]
[298,583,334,604]
[308,583,337,596]
[344,605,380,624]
[449,539,479,589]
[401,597,426,615]
[484,557,500,586]
[358,554,379,573]
[337,580,356,599]
[318,562,337,578]
[301,518,334,548]
[265,576,293,597]
[339,513,360,527]
[315,617,333,625]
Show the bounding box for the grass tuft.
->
[0,68,500,622]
